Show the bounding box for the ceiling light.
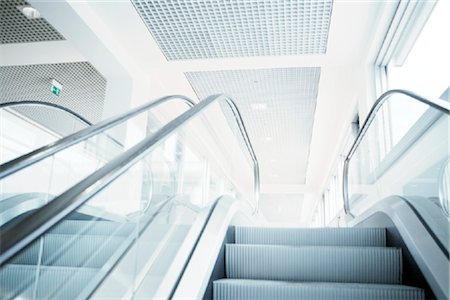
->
[271,174,280,177]
[251,103,267,110]
[18,5,41,19]
[264,137,273,142]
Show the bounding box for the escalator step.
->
[0,264,98,300]
[49,220,135,236]
[213,279,424,300]
[235,227,386,247]
[226,244,402,284]
[11,234,125,268]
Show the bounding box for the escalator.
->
[0,90,449,299]
[0,94,259,299]
[172,90,449,300]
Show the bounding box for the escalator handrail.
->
[342,89,450,217]
[0,94,259,265]
[0,100,93,126]
[438,159,450,218]
[0,95,196,179]
[0,100,125,149]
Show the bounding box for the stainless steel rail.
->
[342,89,450,217]
[0,100,125,149]
[0,95,196,179]
[438,159,450,219]
[0,100,93,126]
[0,94,259,265]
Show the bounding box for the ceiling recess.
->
[132,0,333,60]
[186,67,320,185]
[0,62,107,125]
[0,0,64,44]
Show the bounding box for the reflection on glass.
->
[0,98,254,299]
[347,93,449,248]
[438,159,450,218]
[0,104,89,164]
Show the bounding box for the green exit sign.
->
[50,79,63,97]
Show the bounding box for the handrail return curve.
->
[342,89,450,217]
[0,95,197,179]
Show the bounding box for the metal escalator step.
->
[0,264,98,300]
[11,234,125,268]
[0,264,36,300]
[226,244,402,284]
[235,227,386,247]
[213,279,424,300]
[49,220,135,236]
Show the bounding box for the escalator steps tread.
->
[0,264,98,300]
[213,279,425,300]
[10,234,126,267]
[226,244,402,284]
[235,226,386,247]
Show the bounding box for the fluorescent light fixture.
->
[251,103,268,110]
[18,5,41,19]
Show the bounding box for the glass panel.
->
[0,98,254,299]
[0,100,191,226]
[347,94,449,248]
[0,104,90,164]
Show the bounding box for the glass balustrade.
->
[347,92,449,249]
[0,99,192,226]
[0,103,90,164]
[0,97,254,299]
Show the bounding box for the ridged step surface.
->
[10,234,125,268]
[236,227,386,247]
[0,264,98,300]
[214,279,424,300]
[226,244,402,284]
[49,220,135,236]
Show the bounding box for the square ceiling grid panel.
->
[0,62,106,124]
[186,67,320,185]
[132,0,333,60]
[0,0,65,44]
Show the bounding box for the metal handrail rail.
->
[0,100,93,126]
[0,94,259,265]
[0,100,126,149]
[438,159,450,219]
[343,89,450,217]
[0,95,196,179]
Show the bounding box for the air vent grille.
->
[0,0,65,44]
[132,0,333,60]
[0,62,106,123]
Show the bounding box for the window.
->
[387,0,450,146]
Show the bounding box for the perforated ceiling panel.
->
[186,67,320,185]
[0,0,65,44]
[0,62,106,123]
[132,0,333,60]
